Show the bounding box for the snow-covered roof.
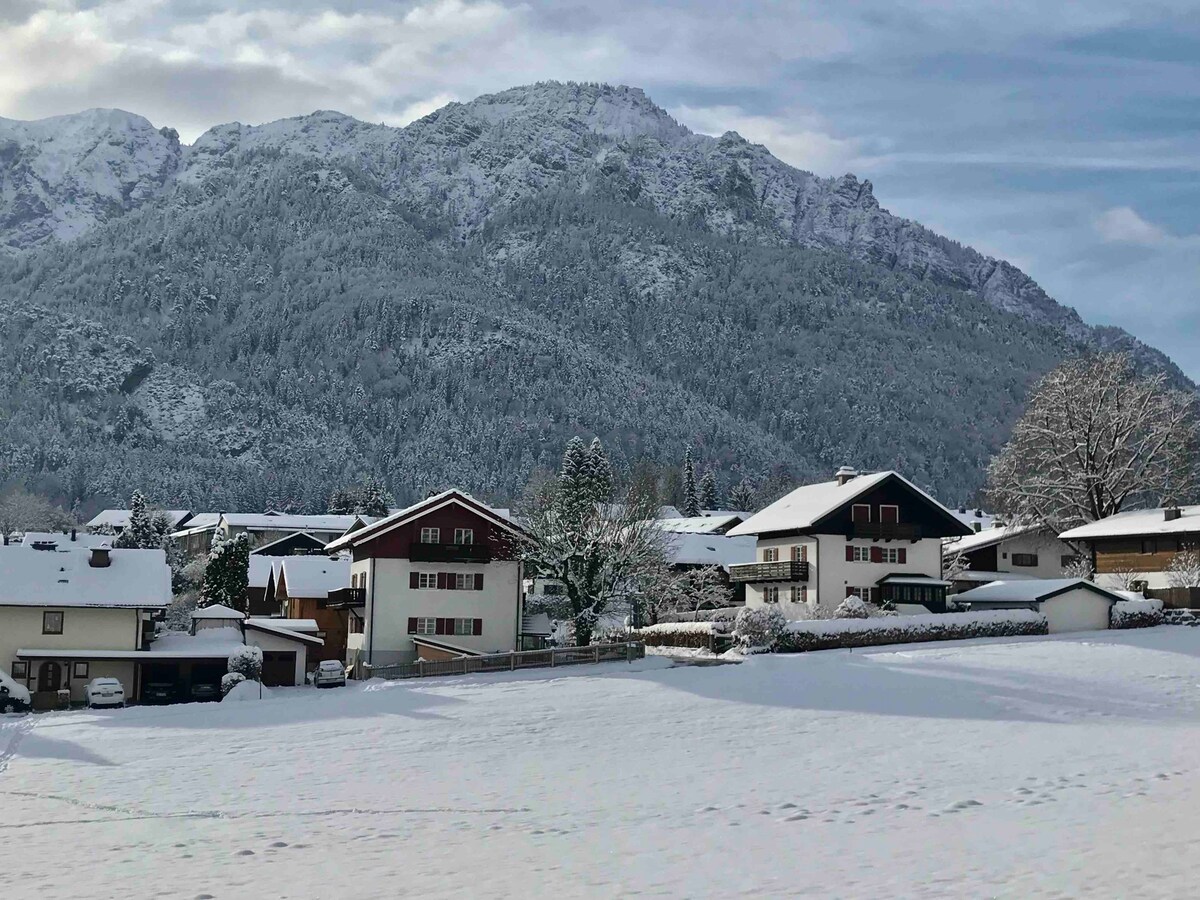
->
[656,515,744,535]
[877,575,952,586]
[86,509,191,529]
[326,489,526,552]
[243,620,325,646]
[20,531,112,549]
[948,508,996,533]
[1060,505,1200,541]
[223,513,359,533]
[248,556,276,589]
[249,531,329,555]
[184,512,221,529]
[192,604,245,620]
[665,533,757,570]
[944,523,1041,554]
[279,556,350,598]
[963,578,1123,605]
[245,617,319,632]
[953,570,1041,583]
[0,546,171,608]
[728,471,967,537]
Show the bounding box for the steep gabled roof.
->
[249,531,330,555]
[278,556,350,598]
[325,489,527,552]
[728,471,970,538]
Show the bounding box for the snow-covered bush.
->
[1111,598,1164,630]
[222,678,270,702]
[777,610,1047,653]
[834,595,871,619]
[734,606,787,653]
[227,645,263,682]
[220,672,246,696]
[632,622,716,649]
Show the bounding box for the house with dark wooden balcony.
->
[324,490,532,672]
[727,467,972,617]
[274,556,351,663]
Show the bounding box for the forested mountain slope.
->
[0,83,1186,512]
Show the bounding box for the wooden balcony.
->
[409,542,493,563]
[323,587,366,609]
[728,560,809,584]
[852,522,921,541]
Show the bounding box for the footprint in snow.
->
[269,841,288,848]
[778,802,798,810]
[944,800,982,813]
[234,849,255,856]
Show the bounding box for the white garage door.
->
[1041,590,1112,633]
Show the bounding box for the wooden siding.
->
[352,504,519,562]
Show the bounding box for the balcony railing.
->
[409,542,493,563]
[852,522,921,541]
[323,587,366,609]
[728,560,809,584]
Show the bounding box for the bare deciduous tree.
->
[639,564,732,625]
[987,353,1199,536]
[1105,566,1144,592]
[1167,549,1200,589]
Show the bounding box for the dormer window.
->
[420,527,440,544]
[852,504,871,523]
[879,505,899,524]
[454,528,474,545]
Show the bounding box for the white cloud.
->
[1094,206,1198,247]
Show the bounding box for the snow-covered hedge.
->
[734,606,788,653]
[227,645,263,681]
[777,610,1047,653]
[1110,598,1164,630]
[220,672,246,696]
[632,622,716,649]
[833,596,871,619]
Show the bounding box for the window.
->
[412,617,437,635]
[10,661,27,679]
[852,504,871,523]
[42,611,63,635]
[454,573,476,590]
[800,585,808,604]
[1141,539,1157,555]
[879,505,899,524]
[791,545,808,562]
[72,662,89,679]
[454,528,474,545]
[542,583,565,596]
[850,546,871,562]
[880,547,901,564]
[453,618,479,635]
[763,586,779,603]
[763,547,779,562]
[1011,553,1039,567]
[417,572,437,589]
[420,527,440,544]
[847,587,875,604]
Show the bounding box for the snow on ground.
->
[4,629,1200,898]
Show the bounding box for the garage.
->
[260,651,297,687]
[962,578,1123,634]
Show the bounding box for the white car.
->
[313,660,347,689]
[83,677,126,709]
[0,668,31,713]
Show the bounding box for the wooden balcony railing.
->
[409,542,493,563]
[852,522,921,541]
[728,560,809,584]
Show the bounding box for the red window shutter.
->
[436,618,447,635]
[845,545,854,562]
[898,548,907,564]
[473,618,482,636]
[436,572,447,590]
[870,546,883,564]
[474,573,484,591]
[846,587,856,598]
[409,572,420,589]
[407,617,417,634]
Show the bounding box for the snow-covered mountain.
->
[0,109,180,250]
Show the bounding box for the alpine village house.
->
[727,467,973,615]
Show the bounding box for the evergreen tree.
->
[357,477,393,517]
[728,479,756,512]
[698,470,718,510]
[199,531,251,612]
[116,490,157,549]
[560,437,589,493]
[327,488,354,515]
[680,448,700,517]
[585,437,615,505]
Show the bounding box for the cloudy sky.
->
[3,0,1197,376]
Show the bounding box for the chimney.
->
[1165,507,1182,522]
[71,528,77,542]
[89,546,112,568]
[835,466,858,487]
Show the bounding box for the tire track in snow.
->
[0,715,36,776]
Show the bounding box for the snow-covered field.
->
[5,629,1200,898]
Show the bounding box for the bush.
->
[632,622,715,649]
[834,596,871,619]
[227,645,263,681]
[1111,599,1164,630]
[734,606,787,653]
[220,672,247,696]
[777,610,1047,653]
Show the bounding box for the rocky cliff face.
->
[0,109,181,250]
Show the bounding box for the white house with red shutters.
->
[324,490,531,670]
[728,467,973,617]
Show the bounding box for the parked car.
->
[142,681,177,705]
[190,682,220,702]
[0,668,32,714]
[313,660,347,689]
[83,677,126,709]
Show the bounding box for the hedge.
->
[1111,599,1164,630]
[632,622,717,649]
[776,610,1047,653]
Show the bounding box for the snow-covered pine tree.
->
[680,449,700,517]
[116,490,157,549]
[199,532,251,611]
[560,437,589,493]
[327,488,354,515]
[728,479,756,512]
[357,478,393,517]
[698,471,718,510]
[587,437,615,505]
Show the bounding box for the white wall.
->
[359,558,522,666]
[244,629,309,685]
[993,533,1077,580]
[1041,590,1113,633]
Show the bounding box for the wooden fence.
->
[363,641,646,681]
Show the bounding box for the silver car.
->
[313,660,347,689]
